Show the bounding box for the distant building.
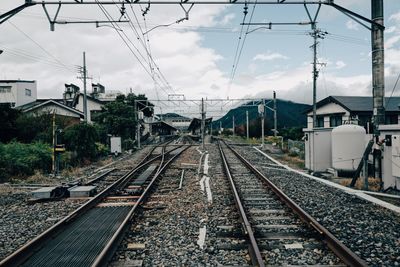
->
[188,117,213,135]
[17,99,83,123]
[90,83,123,103]
[0,80,37,107]
[158,113,192,132]
[63,83,104,122]
[304,95,400,177]
[305,96,400,132]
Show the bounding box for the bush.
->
[0,142,52,182]
[63,123,99,162]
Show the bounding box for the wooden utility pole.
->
[83,52,88,122]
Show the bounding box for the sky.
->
[0,0,400,117]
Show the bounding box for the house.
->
[17,99,84,124]
[63,83,104,122]
[90,83,123,103]
[0,80,37,107]
[304,96,400,189]
[305,96,400,131]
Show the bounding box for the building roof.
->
[0,80,35,83]
[17,99,84,117]
[188,117,213,132]
[307,96,400,113]
[148,121,178,131]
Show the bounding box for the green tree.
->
[93,93,152,140]
[63,123,99,162]
[0,103,21,143]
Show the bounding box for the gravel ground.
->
[111,144,251,266]
[234,145,400,266]
[0,147,152,262]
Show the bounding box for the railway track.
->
[0,141,190,267]
[217,140,367,267]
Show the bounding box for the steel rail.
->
[218,141,265,267]
[0,142,179,267]
[92,145,191,267]
[223,140,367,267]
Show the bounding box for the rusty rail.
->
[223,140,367,267]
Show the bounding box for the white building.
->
[0,80,37,107]
[304,95,400,190]
[18,99,83,121]
[63,83,104,122]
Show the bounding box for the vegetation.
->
[0,142,52,182]
[0,93,153,182]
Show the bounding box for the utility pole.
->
[134,100,141,149]
[246,110,249,140]
[52,111,56,175]
[83,52,88,122]
[261,99,265,148]
[232,115,235,137]
[371,0,385,129]
[273,91,277,137]
[201,98,205,150]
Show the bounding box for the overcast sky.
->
[0,0,399,116]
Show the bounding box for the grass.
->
[339,177,381,191]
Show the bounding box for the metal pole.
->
[246,110,249,140]
[261,99,265,148]
[312,26,318,128]
[371,0,385,130]
[363,156,369,190]
[273,91,277,137]
[83,52,88,122]
[232,115,235,137]
[201,98,205,149]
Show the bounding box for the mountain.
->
[212,99,310,131]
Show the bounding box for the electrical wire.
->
[6,21,76,73]
[95,1,170,97]
[386,71,400,107]
[227,1,258,97]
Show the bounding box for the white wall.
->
[0,81,37,107]
[75,95,103,122]
[307,102,349,129]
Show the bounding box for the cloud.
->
[219,13,235,26]
[345,20,359,31]
[335,61,346,70]
[389,11,400,22]
[253,51,289,61]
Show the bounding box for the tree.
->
[0,104,20,143]
[93,93,152,140]
[63,123,99,162]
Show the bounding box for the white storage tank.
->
[332,124,366,172]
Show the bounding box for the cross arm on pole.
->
[0,2,36,24]
[326,2,384,30]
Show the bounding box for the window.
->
[385,114,398,125]
[0,86,11,93]
[25,88,32,96]
[330,115,342,127]
[316,116,324,128]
